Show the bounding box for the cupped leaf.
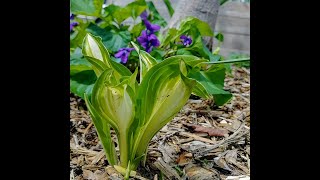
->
[131,41,158,82]
[84,94,118,166]
[133,57,197,158]
[91,69,135,132]
[91,68,135,167]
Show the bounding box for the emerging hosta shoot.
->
[82,33,212,178]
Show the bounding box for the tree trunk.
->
[165,0,220,50]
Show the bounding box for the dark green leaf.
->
[71,0,104,16]
[131,23,145,38]
[70,70,97,99]
[178,17,213,37]
[215,32,224,42]
[188,64,232,105]
[86,23,131,53]
[70,53,92,76]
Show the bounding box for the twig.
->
[179,132,216,144]
[194,123,246,158]
[73,134,79,148]
[234,94,250,104]
[83,122,93,136]
[91,150,105,165]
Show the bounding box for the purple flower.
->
[70,22,79,32]
[70,13,75,20]
[137,30,160,53]
[143,19,160,34]
[114,48,134,63]
[180,35,192,46]
[140,11,148,21]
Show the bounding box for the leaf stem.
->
[204,58,250,64]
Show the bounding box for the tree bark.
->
[165,0,220,50]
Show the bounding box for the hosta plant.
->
[82,33,249,179]
[81,33,219,178]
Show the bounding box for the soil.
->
[70,66,250,180]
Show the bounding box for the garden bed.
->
[70,66,250,180]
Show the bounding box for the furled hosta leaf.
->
[91,69,135,167]
[71,0,104,16]
[82,33,132,80]
[82,33,112,66]
[131,41,157,82]
[133,57,197,159]
[188,64,232,105]
[84,94,117,166]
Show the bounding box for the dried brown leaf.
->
[176,152,192,166]
[183,123,228,137]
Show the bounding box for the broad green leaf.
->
[70,21,90,50]
[70,70,96,99]
[149,49,165,61]
[163,0,175,17]
[70,50,92,76]
[176,49,194,56]
[182,35,218,62]
[131,23,145,38]
[86,24,131,53]
[124,0,147,19]
[188,64,232,105]
[192,81,212,99]
[161,28,178,47]
[104,0,147,23]
[84,94,117,166]
[147,1,167,27]
[178,17,213,37]
[71,0,104,16]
